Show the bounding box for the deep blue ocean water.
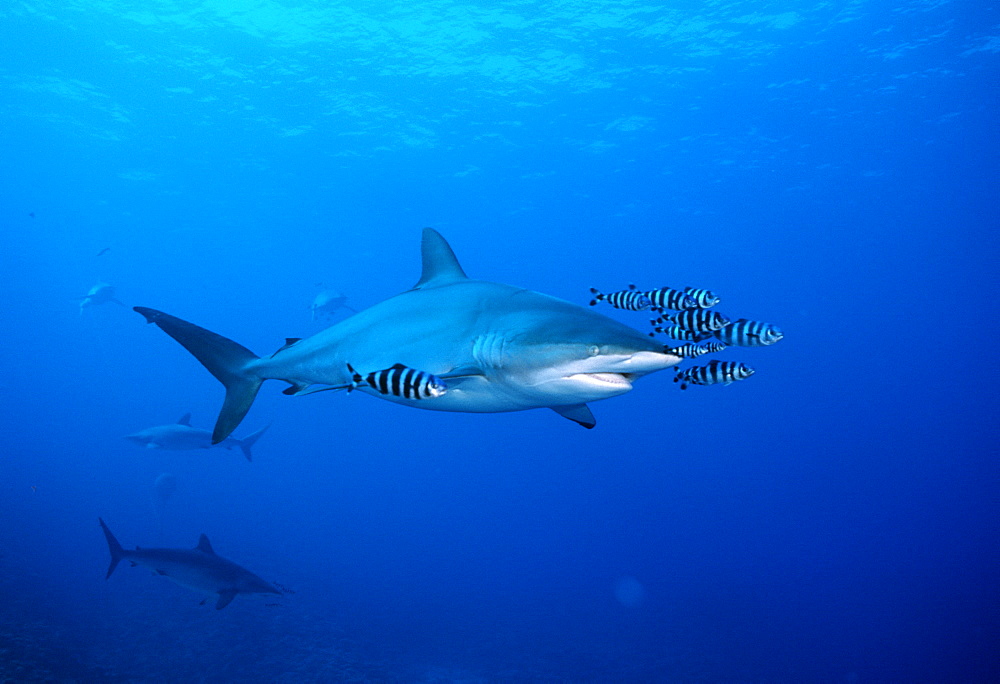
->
[1,1,997,682]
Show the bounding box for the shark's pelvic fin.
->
[196,534,216,555]
[216,589,238,610]
[413,227,468,289]
[177,413,192,426]
[134,307,263,444]
[550,403,597,429]
[99,518,125,579]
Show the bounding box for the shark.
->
[134,228,682,443]
[310,289,357,320]
[125,413,268,462]
[76,282,124,314]
[99,518,281,609]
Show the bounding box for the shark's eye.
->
[589,345,600,357]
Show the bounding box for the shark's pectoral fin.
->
[200,598,208,606]
[216,590,238,610]
[551,403,597,429]
[155,569,167,576]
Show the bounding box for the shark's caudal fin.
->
[413,228,468,289]
[133,307,263,444]
[99,518,125,579]
[237,424,269,462]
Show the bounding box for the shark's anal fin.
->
[413,228,468,289]
[216,590,238,610]
[177,413,192,426]
[551,404,596,429]
[195,534,216,555]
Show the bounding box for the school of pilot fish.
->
[588,283,783,390]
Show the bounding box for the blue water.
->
[1,1,996,682]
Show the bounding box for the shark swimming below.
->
[310,289,357,320]
[99,518,281,609]
[134,228,682,442]
[125,413,268,462]
[76,282,124,314]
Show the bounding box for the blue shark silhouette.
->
[134,229,681,441]
[99,518,280,609]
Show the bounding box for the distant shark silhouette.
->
[76,282,124,314]
[134,228,681,442]
[310,289,357,320]
[99,518,281,610]
[125,413,268,462]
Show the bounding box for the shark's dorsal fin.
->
[177,413,192,426]
[271,338,302,357]
[413,228,467,289]
[196,534,216,555]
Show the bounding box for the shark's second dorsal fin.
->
[196,534,216,555]
[177,413,192,426]
[413,228,467,289]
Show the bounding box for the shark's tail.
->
[133,307,263,444]
[98,518,125,579]
[238,424,270,462]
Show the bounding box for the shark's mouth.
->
[568,372,634,389]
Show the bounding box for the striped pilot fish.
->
[346,363,448,399]
[645,286,697,312]
[712,319,783,347]
[684,287,721,309]
[674,360,754,390]
[589,285,652,311]
[657,308,730,333]
[666,342,729,359]
[648,322,711,341]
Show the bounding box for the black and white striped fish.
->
[648,322,711,341]
[684,287,721,309]
[346,363,447,399]
[674,360,754,390]
[657,308,730,333]
[645,286,697,312]
[589,285,652,311]
[666,342,729,359]
[712,319,783,347]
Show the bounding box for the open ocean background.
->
[1,1,997,682]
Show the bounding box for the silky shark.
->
[134,229,681,442]
[125,413,268,462]
[310,289,357,321]
[99,518,281,609]
[76,282,125,314]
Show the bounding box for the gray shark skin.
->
[76,282,125,314]
[99,518,281,609]
[134,229,681,443]
[125,413,268,462]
